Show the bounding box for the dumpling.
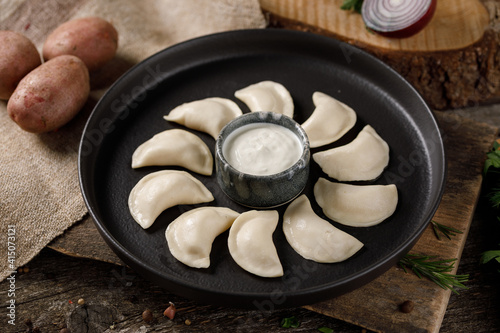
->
[313,125,389,181]
[314,178,398,227]
[227,210,283,277]
[128,170,214,229]
[283,195,363,263]
[234,81,294,117]
[166,207,239,268]
[131,129,213,176]
[301,91,357,148]
[164,97,243,139]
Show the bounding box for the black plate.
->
[79,29,445,308]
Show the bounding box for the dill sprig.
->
[398,254,469,294]
[431,220,463,240]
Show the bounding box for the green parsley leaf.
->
[340,0,364,13]
[318,327,335,333]
[281,316,300,328]
[484,141,500,174]
[481,249,500,265]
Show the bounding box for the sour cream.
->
[223,122,303,176]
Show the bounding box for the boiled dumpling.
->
[314,178,398,227]
[128,170,214,229]
[228,210,283,277]
[234,81,294,117]
[301,91,357,148]
[131,129,213,176]
[164,97,243,139]
[283,195,363,263]
[313,125,389,181]
[166,207,239,268]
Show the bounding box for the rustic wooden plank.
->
[261,0,500,110]
[47,111,498,332]
[49,215,123,266]
[0,248,368,333]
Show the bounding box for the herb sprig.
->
[340,0,364,13]
[481,139,500,271]
[481,248,500,272]
[398,254,469,294]
[483,140,500,175]
[280,316,300,328]
[431,220,463,240]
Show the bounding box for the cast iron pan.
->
[79,29,446,308]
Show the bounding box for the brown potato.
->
[0,31,42,100]
[7,55,90,133]
[43,17,118,72]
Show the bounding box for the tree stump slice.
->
[260,0,500,110]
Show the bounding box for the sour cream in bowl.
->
[215,111,310,208]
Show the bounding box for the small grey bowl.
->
[215,111,310,208]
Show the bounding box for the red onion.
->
[361,0,437,38]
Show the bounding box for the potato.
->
[0,31,41,100]
[43,17,118,72]
[7,55,90,133]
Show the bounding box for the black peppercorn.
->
[399,300,415,313]
[142,309,154,323]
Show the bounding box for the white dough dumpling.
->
[166,207,239,268]
[301,92,357,148]
[164,97,243,139]
[314,178,398,227]
[234,81,294,117]
[131,129,213,176]
[228,210,283,278]
[128,170,214,229]
[283,195,363,263]
[313,125,390,181]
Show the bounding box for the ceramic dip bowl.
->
[215,111,310,208]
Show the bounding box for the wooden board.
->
[49,111,499,333]
[261,0,500,110]
[259,0,489,52]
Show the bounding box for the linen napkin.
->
[0,0,266,281]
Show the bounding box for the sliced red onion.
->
[362,0,437,38]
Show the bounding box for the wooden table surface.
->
[1,106,499,333]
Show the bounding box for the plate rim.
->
[78,28,446,307]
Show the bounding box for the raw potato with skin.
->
[0,31,41,100]
[7,55,90,133]
[43,17,118,72]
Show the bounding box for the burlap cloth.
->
[0,0,266,281]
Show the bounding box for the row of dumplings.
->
[166,195,364,278]
[127,80,398,278]
[132,80,391,181]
